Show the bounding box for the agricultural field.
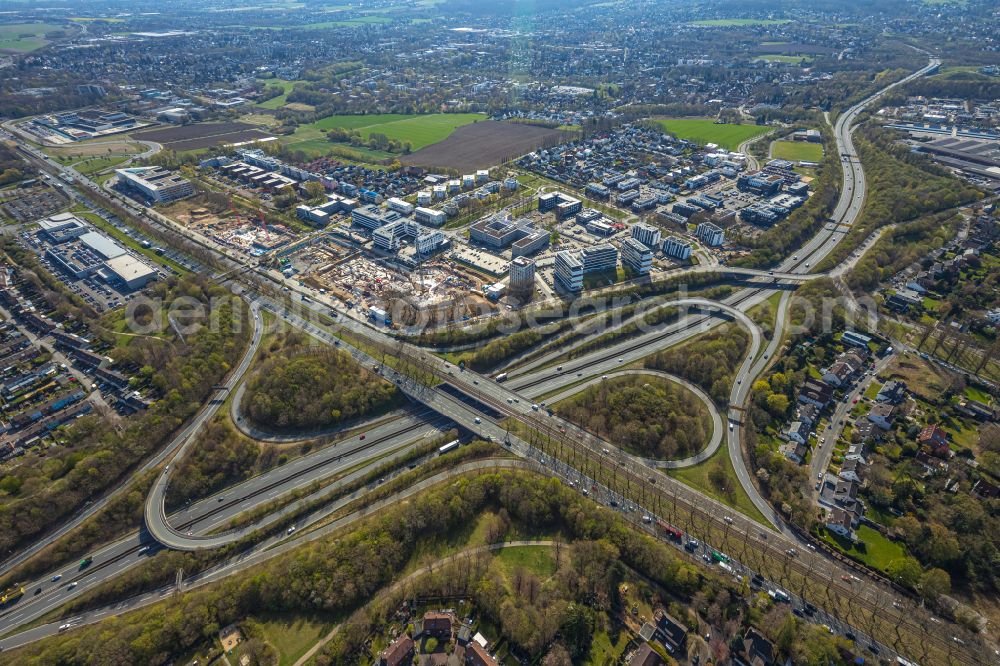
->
[0,23,66,52]
[653,118,771,151]
[401,120,574,171]
[133,122,276,152]
[770,140,824,162]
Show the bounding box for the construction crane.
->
[256,209,270,240]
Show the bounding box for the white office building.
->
[663,236,693,260]
[696,222,725,247]
[620,237,652,276]
[509,256,536,293]
[554,250,584,292]
[581,243,618,274]
[115,167,194,203]
[631,222,661,249]
[386,197,414,215]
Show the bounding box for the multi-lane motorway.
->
[2,56,986,664]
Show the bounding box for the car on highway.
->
[52,575,62,582]
[359,433,366,440]
[474,417,482,424]
[287,526,296,535]
[67,582,78,590]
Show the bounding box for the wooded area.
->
[0,275,249,558]
[556,375,712,460]
[243,332,401,431]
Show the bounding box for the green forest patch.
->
[554,374,714,461]
[242,331,403,431]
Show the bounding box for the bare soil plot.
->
[46,140,143,158]
[133,122,275,151]
[401,120,574,171]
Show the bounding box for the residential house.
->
[782,440,809,464]
[867,403,896,430]
[876,380,906,404]
[838,457,865,483]
[822,361,855,388]
[785,420,810,445]
[799,379,834,409]
[852,420,882,444]
[379,634,415,666]
[973,478,1000,499]
[628,644,664,666]
[652,609,688,654]
[958,399,996,422]
[917,424,951,459]
[796,403,819,428]
[740,627,776,666]
[915,449,949,475]
[826,507,858,542]
[417,611,454,640]
[465,642,499,666]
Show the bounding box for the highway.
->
[3,56,983,664]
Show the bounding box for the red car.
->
[359,433,366,440]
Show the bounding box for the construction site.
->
[281,238,498,327]
[163,196,298,257]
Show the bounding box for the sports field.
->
[653,119,770,151]
[771,140,823,162]
[0,23,64,52]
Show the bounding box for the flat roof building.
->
[115,167,194,203]
[663,236,692,260]
[554,250,583,292]
[80,231,126,260]
[631,222,661,249]
[103,254,157,290]
[509,256,536,294]
[621,237,652,276]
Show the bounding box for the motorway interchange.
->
[0,56,990,665]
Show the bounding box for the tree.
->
[303,180,325,200]
[765,393,790,417]
[919,568,951,600]
[886,556,922,589]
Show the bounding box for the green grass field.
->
[667,442,769,525]
[690,18,791,26]
[654,119,770,151]
[255,79,300,110]
[248,613,334,666]
[770,140,824,162]
[283,113,486,159]
[493,545,557,578]
[0,23,65,52]
[754,54,814,64]
[817,524,907,573]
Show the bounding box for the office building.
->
[509,257,536,294]
[554,250,584,292]
[352,205,404,231]
[386,197,414,215]
[538,191,582,219]
[695,222,725,247]
[37,213,89,243]
[469,216,548,257]
[414,206,447,227]
[621,237,652,275]
[663,236,692,260]
[115,167,194,203]
[737,171,784,196]
[631,222,661,249]
[581,243,618,274]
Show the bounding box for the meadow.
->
[0,23,64,52]
[653,118,771,151]
[770,139,824,162]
